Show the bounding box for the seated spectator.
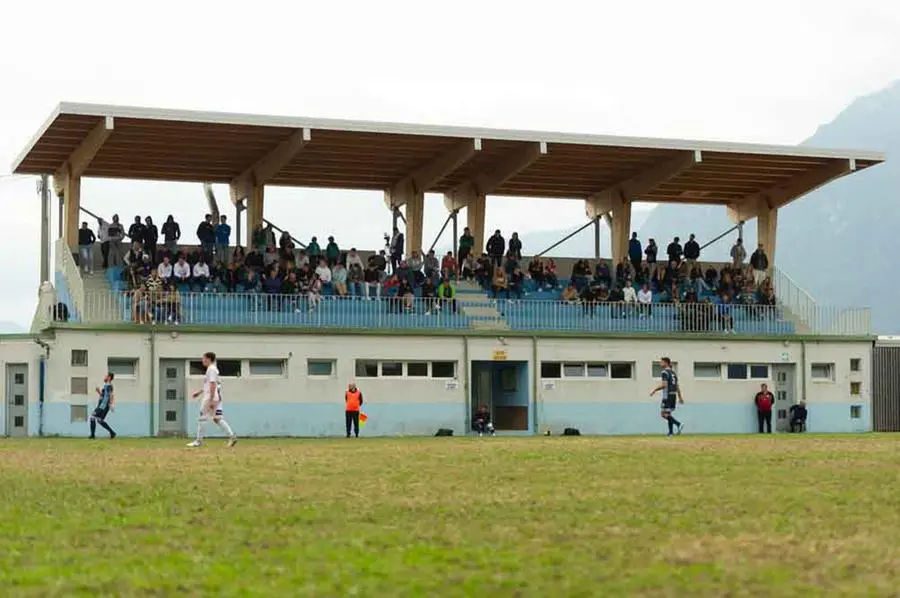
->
[364,264,382,300]
[637,283,653,317]
[332,263,348,296]
[129,254,153,290]
[160,283,182,325]
[245,248,264,271]
[623,281,637,306]
[264,246,279,270]
[789,401,808,432]
[78,222,96,274]
[421,277,437,314]
[545,259,559,289]
[348,262,364,297]
[391,278,414,313]
[372,250,388,274]
[231,245,246,266]
[509,267,525,301]
[461,254,477,281]
[346,248,364,271]
[251,224,267,253]
[571,259,590,290]
[325,236,340,267]
[407,251,424,279]
[173,256,191,285]
[473,404,495,436]
[124,241,146,268]
[503,252,519,277]
[261,267,283,310]
[491,267,509,300]
[280,270,301,311]
[192,259,211,291]
[441,251,457,279]
[436,276,457,313]
[242,268,261,293]
[308,274,324,311]
[424,250,440,280]
[315,259,333,289]
[528,257,544,288]
[157,255,173,284]
[615,258,633,283]
[561,283,579,304]
[475,255,493,289]
[221,263,242,293]
[580,283,599,318]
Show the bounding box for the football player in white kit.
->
[187,351,237,447]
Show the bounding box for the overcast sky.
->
[1,0,899,328]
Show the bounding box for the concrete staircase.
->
[81,269,119,323]
[456,279,510,331]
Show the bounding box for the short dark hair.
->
[107,372,115,380]
[660,357,671,366]
[204,352,216,362]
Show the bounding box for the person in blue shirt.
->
[649,357,685,436]
[215,215,232,265]
[90,373,117,439]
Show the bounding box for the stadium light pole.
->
[38,174,50,283]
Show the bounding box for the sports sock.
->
[89,418,96,438]
[196,419,206,442]
[669,416,681,427]
[216,419,234,437]
[667,418,675,435]
[98,420,116,436]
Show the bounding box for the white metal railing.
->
[73,289,871,336]
[771,266,820,330]
[54,239,85,320]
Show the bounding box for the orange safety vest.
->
[345,389,362,412]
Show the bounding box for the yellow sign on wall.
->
[492,350,508,361]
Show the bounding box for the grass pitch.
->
[0,435,898,597]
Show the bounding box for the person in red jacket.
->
[754,383,775,434]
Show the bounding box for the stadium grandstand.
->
[2,101,897,439]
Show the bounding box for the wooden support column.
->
[247,185,265,240]
[404,192,425,255]
[54,173,82,251]
[466,194,487,257]
[609,195,632,266]
[757,205,778,271]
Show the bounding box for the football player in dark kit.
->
[649,357,684,436]
[90,372,117,439]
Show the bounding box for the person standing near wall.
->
[754,383,775,434]
[345,382,364,438]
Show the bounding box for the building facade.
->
[1,324,873,438]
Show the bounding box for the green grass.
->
[0,435,898,597]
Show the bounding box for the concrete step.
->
[471,319,510,330]
[462,305,502,318]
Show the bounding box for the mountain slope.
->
[639,81,900,333]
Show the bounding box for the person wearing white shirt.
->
[346,249,364,271]
[173,258,191,284]
[637,283,653,317]
[192,260,211,288]
[623,284,637,303]
[315,261,332,284]
[97,218,111,269]
[157,256,173,283]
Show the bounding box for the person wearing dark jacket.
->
[666,237,683,265]
[78,222,97,274]
[754,383,775,434]
[128,216,146,247]
[143,216,159,263]
[196,215,216,257]
[486,230,506,269]
[628,233,643,273]
[508,232,523,260]
[473,404,494,436]
[161,215,181,255]
[750,244,769,286]
[789,401,808,433]
[683,234,700,271]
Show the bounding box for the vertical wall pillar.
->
[467,194,487,258]
[405,191,425,255]
[246,185,265,238]
[757,206,778,271]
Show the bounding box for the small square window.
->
[850,358,861,372]
[13,416,24,428]
[165,389,177,400]
[108,358,137,377]
[165,410,178,422]
[610,363,633,379]
[726,364,748,380]
[694,363,722,379]
[381,362,403,377]
[431,361,456,379]
[586,363,608,378]
[563,363,585,378]
[70,377,88,395]
[777,409,787,419]
[541,362,562,379]
[355,360,378,378]
[71,350,88,367]
[308,360,335,377]
[13,373,24,385]
[13,395,24,406]
[407,362,429,377]
[166,368,178,379]
[811,363,834,381]
[749,365,769,380]
[70,405,88,422]
[850,381,861,396]
[850,405,862,419]
[651,362,678,378]
[249,360,285,376]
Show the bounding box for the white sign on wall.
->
[445,379,459,391]
[543,381,556,391]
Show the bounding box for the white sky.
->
[1,0,899,328]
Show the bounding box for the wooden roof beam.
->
[231,128,311,203]
[444,141,547,210]
[52,116,114,193]
[385,138,481,208]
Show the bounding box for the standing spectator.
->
[143,216,159,264]
[251,224,267,253]
[717,294,735,333]
[666,236,683,265]
[344,382,363,438]
[508,232,522,260]
[750,244,769,286]
[644,239,658,274]
[128,216,146,249]
[161,215,181,255]
[389,227,404,273]
[683,234,700,272]
[789,401,808,433]
[307,236,322,263]
[96,217,110,269]
[730,238,746,270]
[78,222,96,274]
[325,236,340,267]
[196,215,216,257]
[628,232,642,273]
[279,232,296,263]
[215,215,231,265]
[458,227,475,263]
[486,230,505,269]
[107,214,125,267]
[754,383,775,434]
